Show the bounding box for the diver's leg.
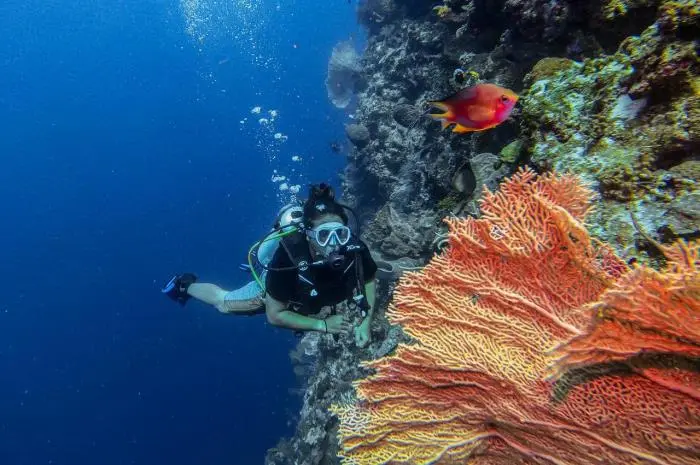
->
[188,282,264,315]
[186,283,230,312]
[163,274,264,315]
[219,280,265,315]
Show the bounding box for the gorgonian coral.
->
[332,168,699,465]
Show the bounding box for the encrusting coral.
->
[519,0,698,256]
[331,168,699,465]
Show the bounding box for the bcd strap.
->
[279,231,317,297]
[348,243,370,316]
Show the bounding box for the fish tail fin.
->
[428,100,449,111]
[427,101,454,122]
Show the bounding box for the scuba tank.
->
[274,203,304,230]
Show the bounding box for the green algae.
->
[499,139,524,164]
[436,193,461,214]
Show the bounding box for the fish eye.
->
[500,95,510,102]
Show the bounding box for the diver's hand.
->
[354,318,371,348]
[322,315,352,334]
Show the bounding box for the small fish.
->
[330,141,343,153]
[428,83,519,133]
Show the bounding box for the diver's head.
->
[306,214,352,268]
[302,183,349,226]
[303,184,351,264]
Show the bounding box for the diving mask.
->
[307,222,351,248]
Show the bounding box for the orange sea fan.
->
[331,167,700,465]
[551,240,700,395]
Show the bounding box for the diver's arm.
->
[362,279,377,324]
[265,294,325,331]
[187,283,232,314]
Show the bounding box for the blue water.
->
[0,1,361,463]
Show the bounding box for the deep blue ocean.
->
[0,1,361,463]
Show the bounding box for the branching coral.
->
[331,168,700,465]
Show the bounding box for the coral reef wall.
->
[342,0,698,263]
[265,288,408,465]
[520,0,699,257]
[333,168,700,464]
[267,0,698,463]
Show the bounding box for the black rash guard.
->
[265,240,377,315]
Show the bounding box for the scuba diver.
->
[161,183,378,348]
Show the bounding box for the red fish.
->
[428,83,518,133]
